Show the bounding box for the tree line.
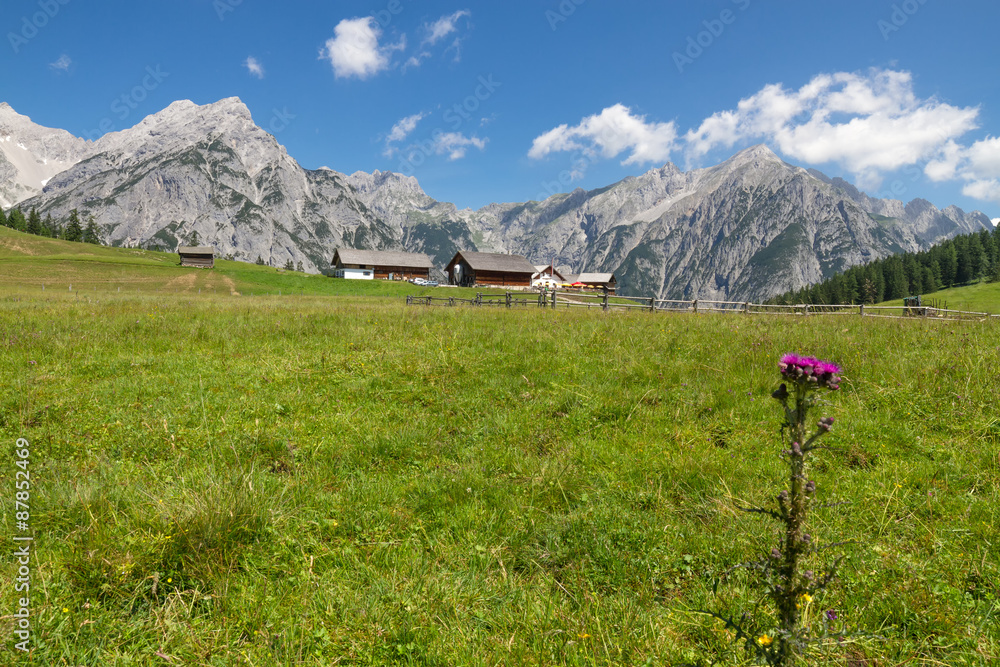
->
[0,206,101,244]
[770,225,1000,306]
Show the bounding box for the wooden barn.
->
[576,272,617,293]
[331,249,435,280]
[178,246,215,269]
[446,251,537,288]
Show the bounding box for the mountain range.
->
[1,98,992,301]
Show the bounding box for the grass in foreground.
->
[0,290,998,665]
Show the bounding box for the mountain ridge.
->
[2,98,991,301]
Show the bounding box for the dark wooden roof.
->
[448,251,536,274]
[333,248,435,269]
[178,246,215,255]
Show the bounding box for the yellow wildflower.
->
[757,634,773,647]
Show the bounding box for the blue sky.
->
[2,0,999,222]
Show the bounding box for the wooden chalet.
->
[331,248,435,280]
[446,251,537,287]
[576,272,617,293]
[178,246,215,269]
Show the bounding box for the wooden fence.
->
[406,291,1000,321]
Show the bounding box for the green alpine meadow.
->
[1,232,998,665]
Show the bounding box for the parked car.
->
[424,280,439,287]
[411,278,428,285]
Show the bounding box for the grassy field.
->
[880,280,1000,315]
[0,281,997,665]
[0,228,998,665]
[0,227,459,300]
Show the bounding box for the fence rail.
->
[406,292,999,321]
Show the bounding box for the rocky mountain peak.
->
[727,143,781,165]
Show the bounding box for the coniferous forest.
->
[770,226,1000,305]
[0,206,101,245]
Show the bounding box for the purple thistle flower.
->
[779,354,842,390]
[826,610,838,621]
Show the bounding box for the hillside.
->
[0,226,436,298]
[3,99,992,302]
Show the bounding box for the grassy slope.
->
[0,285,997,665]
[880,280,1000,314]
[0,227,465,299]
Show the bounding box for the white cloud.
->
[320,17,404,79]
[244,56,264,79]
[384,112,427,156]
[424,10,470,46]
[964,136,1000,180]
[992,217,999,227]
[684,69,979,189]
[528,104,678,167]
[430,132,486,160]
[963,180,1000,205]
[924,136,1000,205]
[404,52,431,70]
[49,54,72,71]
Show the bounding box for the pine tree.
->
[8,208,27,232]
[64,209,83,242]
[296,261,304,272]
[83,216,100,244]
[189,229,200,246]
[284,259,294,270]
[0,207,6,228]
[42,213,57,238]
[939,245,958,287]
[26,208,42,235]
[255,255,265,265]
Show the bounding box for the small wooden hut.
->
[178,246,215,268]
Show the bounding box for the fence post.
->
[803,304,810,316]
[406,295,411,305]
[649,297,655,312]
[744,301,750,314]
[551,291,557,309]
[859,303,864,317]
[506,292,512,308]
[692,299,698,314]
[602,293,608,311]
